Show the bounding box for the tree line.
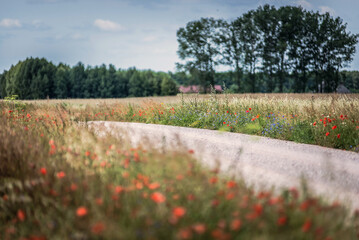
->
[0,57,178,99]
[176,4,359,93]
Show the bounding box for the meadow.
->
[1,93,359,239]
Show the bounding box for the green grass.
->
[1,96,359,239]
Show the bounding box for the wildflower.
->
[254,203,263,215]
[91,222,105,235]
[122,172,129,178]
[226,181,237,189]
[17,209,26,221]
[40,167,47,175]
[85,151,90,157]
[337,134,340,139]
[188,149,194,154]
[313,122,316,126]
[148,182,160,190]
[172,207,186,218]
[325,132,330,136]
[2,194,8,201]
[230,219,242,231]
[192,223,206,234]
[115,186,124,194]
[176,174,184,180]
[302,219,312,232]
[95,198,103,206]
[150,192,166,203]
[76,206,88,217]
[332,125,337,130]
[178,228,192,239]
[56,171,65,179]
[277,216,287,226]
[70,183,78,191]
[226,192,235,200]
[209,177,218,184]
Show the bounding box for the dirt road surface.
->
[88,121,359,211]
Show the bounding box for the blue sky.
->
[1,0,359,73]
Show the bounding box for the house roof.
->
[178,85,223,93]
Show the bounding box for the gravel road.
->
[88,121,359,211]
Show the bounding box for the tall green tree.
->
[177,18,222,92]
[240,11,260,92]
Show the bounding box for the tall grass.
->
[52,93,359,151]
[1,97,359,239]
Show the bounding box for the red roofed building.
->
[179,85,223,93]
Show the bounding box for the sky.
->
[1,0,359,73]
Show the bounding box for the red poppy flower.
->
[148,182,160,190]
[17,209,26,221]
[150,192,166,203]
[230,219,242,230]
[325,132,330,136]
[56,171,65,179]
[302,219,311,232]
[332,125,337,130]
[40,167,47,175]
[192,223,206,234]
[91,222,105,235]
[173,207,186,218]
[76,206,88,217]
[337,134,340,139]
[226,181,237,189]
[277,216,287,226]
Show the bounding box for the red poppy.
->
[40,167,47,175]
[56,171,65,179]
[226,181,237,189]
[115,186,124,194]
[302,219,311,232]
[150,192,166,203]
[148,182,160,190]
[192,223,206,234]
[277,216,287,226]
[91,222,105,235]
[178,228,192,239]
[337,134,340,139]
[332,125,337,130]
[173,207,186,218]
[325,132,330,136]
[230,219,241,230]
[209,177,218,184]
[313,122,316,126]
[95,198,103,205]
[70,183,78,191]
[76,206,88,217]
[17,209,26,221]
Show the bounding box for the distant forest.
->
[1,4,359,99]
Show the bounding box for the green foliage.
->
[1,99,358,239]
[176,5,358,93]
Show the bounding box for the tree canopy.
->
[176,4,358,93]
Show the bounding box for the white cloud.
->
[296,0,312,9]
[0,18,22,28]
[319,6,335,15]
[93,19,123,32]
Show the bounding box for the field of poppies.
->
[1,94,359,239]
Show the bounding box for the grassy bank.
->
[39,93,359,151]
[0,96,359,239]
